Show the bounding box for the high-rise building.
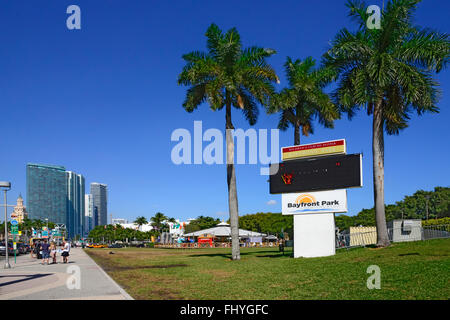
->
[27,163,67,226]
[66,171,85,238]
[84,194,94,234]
[91,183,107,226]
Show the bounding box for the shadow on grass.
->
[398,252,420,256]
[102,264,188,272]
[188,250,293,259]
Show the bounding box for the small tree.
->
[269,56,339,145]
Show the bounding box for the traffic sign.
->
[11,225,19,235]
[11,219,18,226]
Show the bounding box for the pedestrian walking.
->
[35,240,42,259]
[61,241,71,263]
[50,242,57,264]
[30,240,35,259]
[40,239,50,265]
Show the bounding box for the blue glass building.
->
[26,163,67,227]
[66,171,85,238]
[27,164,86,239]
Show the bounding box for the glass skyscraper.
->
[84,194,94,234]
[27,163,67,226]
[66,171,85,238]
[91,183,107,226]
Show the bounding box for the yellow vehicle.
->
[87,244,107,248]
[93,244,108,248]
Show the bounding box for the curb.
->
[81,249,134,300]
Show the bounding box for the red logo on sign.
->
[281,173,293,185]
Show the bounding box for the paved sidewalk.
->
[0,248,133,300]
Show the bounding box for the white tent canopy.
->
[183,222,266,238]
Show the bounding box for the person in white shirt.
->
[61,241,71,263]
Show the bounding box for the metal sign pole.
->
[13,233,16,264]
[4,189,11,268]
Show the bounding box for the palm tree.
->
[32,219,44,231]
[167,217,177,223]
[150,212,168,231]
[21,217,34,239]
[178,23,279,260]
[323,0,449,246]
[269,56,339,145]
[134,216,148,231]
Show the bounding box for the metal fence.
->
[336,224,450,249]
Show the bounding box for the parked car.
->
[17,243,28,254]
[0,242,20,256]
[108,243,123,248]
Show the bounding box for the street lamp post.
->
[0,181,11,269]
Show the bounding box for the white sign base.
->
[293,213,336,258]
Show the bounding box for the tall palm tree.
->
[269,56,339,145]
[323,0,449,246]
[150,212,168,231]
[134,216,148,231]
[178,23,279,260]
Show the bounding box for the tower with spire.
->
[11,194,28,223]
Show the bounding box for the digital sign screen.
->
[269,153,363,194]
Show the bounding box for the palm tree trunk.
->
[373,99,390,247]
[226,98,240,260]
[294,121,300,145]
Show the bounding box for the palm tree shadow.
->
[188,250,292,259]
[188,252,253,259]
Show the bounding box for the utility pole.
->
[1,181,12,269]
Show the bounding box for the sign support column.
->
[293,212,336,258]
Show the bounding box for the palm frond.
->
[396,27,450,72]
[182,84,207,112]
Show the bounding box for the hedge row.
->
[422,217,450,226]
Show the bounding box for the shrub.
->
[422,217,450,226]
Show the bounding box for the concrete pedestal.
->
[293,213,336,258]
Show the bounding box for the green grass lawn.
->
[85,239,450,300]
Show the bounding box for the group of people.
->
[31,240,71,265]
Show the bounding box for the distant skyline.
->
[1,0,449,223]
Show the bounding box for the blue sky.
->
[0,0,449,223]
